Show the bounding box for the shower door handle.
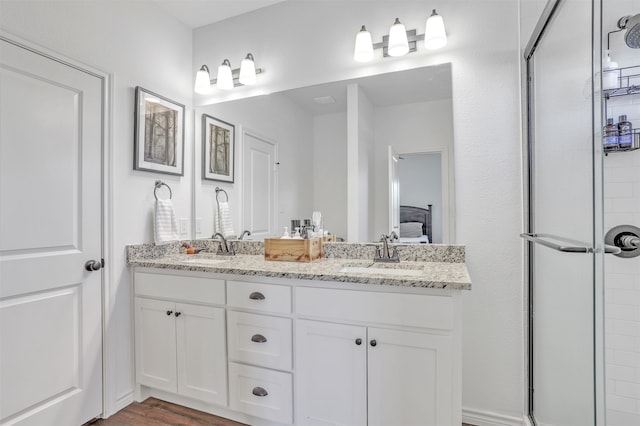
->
[520,233,621,254]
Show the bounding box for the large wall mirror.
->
[194,63,454,243]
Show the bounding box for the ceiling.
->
[279,64,453,115]
[151,0,286,29]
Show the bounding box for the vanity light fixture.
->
[354,10,447,62]
[216,59,234,90]
[239,53,257,85]
[387,18,409,57]
[194,65,212,94]
[354,25,374,62]
[194,53,264,93]
[424,9,447,50]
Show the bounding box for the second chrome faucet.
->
[375,232,400,263]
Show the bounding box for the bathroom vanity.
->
[128,242,471,426]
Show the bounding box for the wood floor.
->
[91,398,246,426]
[92,397,476,426]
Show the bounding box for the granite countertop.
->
[128,249,471,291]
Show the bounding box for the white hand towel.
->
[215,201,235,238]
[154,199,179,244]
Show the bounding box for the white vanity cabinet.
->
[226,280,294,424]
[295,286,459,426]
[132,267,462,426]
[134,270,228,406]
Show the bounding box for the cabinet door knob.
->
[249,291,266,300]
[174,312,182,317]
[252,386,268,397]
[251,334,267,343]
[355,338,362,345]
[166,310,173,316]
[370,339,377,347]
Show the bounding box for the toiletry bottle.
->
[602,50,619,91]
[282,227,291,239]
[618,115,633,149]
[603,118,619,150]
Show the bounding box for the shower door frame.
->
[523,0,606,424]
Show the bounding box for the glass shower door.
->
[524,0,606,424]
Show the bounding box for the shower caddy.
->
[603,64,640,154]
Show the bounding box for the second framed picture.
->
[202,114,235,183]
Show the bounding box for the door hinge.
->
[101,258,105,268]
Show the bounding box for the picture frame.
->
[134,86,185,176]
[202,114,235,183]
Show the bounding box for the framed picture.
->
[202,114,235,183]
[134,86,185,176]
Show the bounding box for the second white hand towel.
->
[154,199,179,244]
[215,200,235,238]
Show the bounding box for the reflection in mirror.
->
[194,64,454,243]
[397,153,443,244]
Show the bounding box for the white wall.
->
[348,84,375,242]
[313,113,348,239]
[194,93,314,239]
[0,0,194,414]
[194,1,524,422]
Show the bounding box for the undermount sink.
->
[338,266,423,277]
[180,258,228,266]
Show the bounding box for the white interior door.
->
[0,37,103,425]
[242,130,277,239]
[388,146,400,237]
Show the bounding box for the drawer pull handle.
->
[252,386,268,397]
[355,338,362,345]
[175,312,182,317]
[166,310,173,316]
[251,334,268,343]
[249,291,266,300]
[370,339,377,347]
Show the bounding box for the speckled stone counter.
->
[127,241,471,290]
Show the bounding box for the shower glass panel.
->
[525,0,605,425]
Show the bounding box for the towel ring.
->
[154,180,172,200]
[215,187,228,203]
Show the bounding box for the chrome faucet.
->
[375,234,400,263]
[213,233,235,255]
[238,230,252,240]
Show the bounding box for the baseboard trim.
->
[463,407,525,426]
[115,391,134,412]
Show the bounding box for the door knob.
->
[85,260,102,271]
[370,339,377,347]
[355,338,362,345]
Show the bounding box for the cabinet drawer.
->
[135,271,225,305]
[228,311,292,370]
[227,281,291,314]
[228,362,293,424]
[296,287,453,330]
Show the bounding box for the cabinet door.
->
[175,303,228,406]
[295,320,367,426]
[135,298,177,393]
[367,328,452,426]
